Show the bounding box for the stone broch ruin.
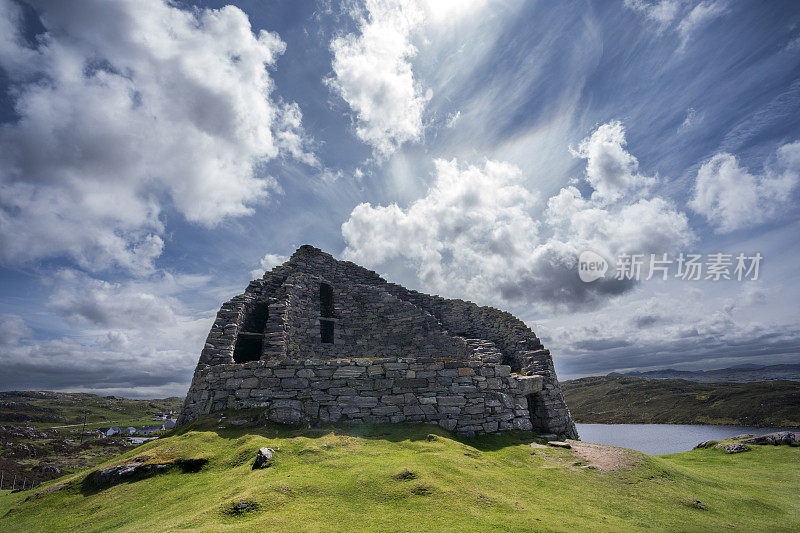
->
[180,245,578,438]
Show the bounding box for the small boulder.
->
[253,447,274,469]
[740,431,798,446]
[268,408,302,425]
[33,464,63,476]
[28,483,65,500]
[547,441,572,449]
[693,440,718,449]
[92,461,171,486]
[93,462,144,485]
[722,443,751,454]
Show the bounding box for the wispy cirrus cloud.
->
[624,0,727,51]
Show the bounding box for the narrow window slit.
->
[320,283,334,317]
[320,319,334,344]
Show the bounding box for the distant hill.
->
[562,376,800,426]
[0,391,182,425]
[608,364,800,383]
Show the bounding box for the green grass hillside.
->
[562,376,800,426]
[1,415,798,532]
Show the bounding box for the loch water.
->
[574,423,799,455]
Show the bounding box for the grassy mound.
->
[1,415,798,532]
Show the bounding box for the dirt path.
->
[566,440,644,472]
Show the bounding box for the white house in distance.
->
[94,420,177,438]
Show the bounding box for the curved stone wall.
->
[180,357,551,437]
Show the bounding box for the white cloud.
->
[344,158,539,291]
[445,110,461,128]
[0,0,314,274]
[569,120,654,204]
[418,0,488,24]
[677,107,703,134]
[320,167,345,182]
[47,270,178,328]
[342,122,692,310]
[0,314,32,346]
[689,141,800,233]
[250,253,289,279]
[327,0,429,159]
[545,188,693,257]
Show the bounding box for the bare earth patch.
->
[566,440,644,472]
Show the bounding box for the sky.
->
[0,0,799,398]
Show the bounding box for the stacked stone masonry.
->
[180,245,578,439]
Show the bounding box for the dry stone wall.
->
[181,358,544,437]
[283,272,468,360]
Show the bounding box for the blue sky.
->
[0,0,799,397]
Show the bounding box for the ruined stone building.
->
[180,245,577,438]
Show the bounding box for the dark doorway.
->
[320,319,334,343]
[320,283,334,317]
[233,334,262,363]
[526,394,547,432]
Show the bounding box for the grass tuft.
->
[409,484,435,496]
[392,468,418,481]
[680,499,708,510]
[222,499,260,516]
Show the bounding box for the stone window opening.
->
[242,302,269,333]
[320,319,334,344]
[233,333,262,363]
[233,301,269,364]
[319,282,334,317]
